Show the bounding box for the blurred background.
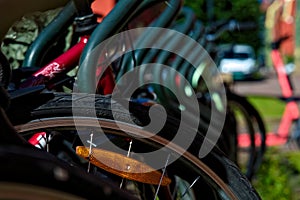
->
[184,1,300,199]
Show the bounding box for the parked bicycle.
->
[266,36,300,147]
[0,84,139,199]
[1,0,262,199]
[199,21,267,180]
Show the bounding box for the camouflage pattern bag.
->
[1,8,63,69]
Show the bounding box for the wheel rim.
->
[16,116,238,200]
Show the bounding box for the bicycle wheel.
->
[15,93,260,199]
[0,145,138,200]
[227,92,266,180]
[0,51,11,88]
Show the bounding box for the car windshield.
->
[223,51,249,59]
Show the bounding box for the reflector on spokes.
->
[76,146,171,186]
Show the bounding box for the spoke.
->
[181,176,201,198]
[46,134,52,152]
[87,132,96,173]
[120,139,133,188]
[154,154,170,200]
[127,140,133,157]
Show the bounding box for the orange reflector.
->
[76,146,171,186]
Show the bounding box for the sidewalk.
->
[233,71,300,97]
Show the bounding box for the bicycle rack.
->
[138,6,197,103]
[117,0,184,81]
[77,0,182,93]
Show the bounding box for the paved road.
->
[233,71,300,98]
[233,71,300,147]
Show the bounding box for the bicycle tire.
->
[0,145,138,200]
[14,93,260,199]
[227,91,266,180]
[0,51,11,88]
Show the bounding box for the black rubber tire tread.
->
[227,91,266,180]
[0,145,139,200]
[0,51,11,88]
[28,92,239,163]
[16,92,261,200]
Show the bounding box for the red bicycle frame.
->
[267,39,299,145]
[19,34,115,94]
[19,0,116,94]
[20,36,87,87]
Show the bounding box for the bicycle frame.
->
[17,0,117,94]
[77,0,181,93]
[15,0,180,147]
[17,0,175,94]
[3,0,265,184]
[268,38,300,145]
[20,36,89,88]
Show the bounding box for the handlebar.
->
[237,21,257,30]
[206,20,257,42]
[271,35,290,50]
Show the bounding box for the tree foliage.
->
[184,0,263,52]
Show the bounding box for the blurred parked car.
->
[217,44,265,80]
